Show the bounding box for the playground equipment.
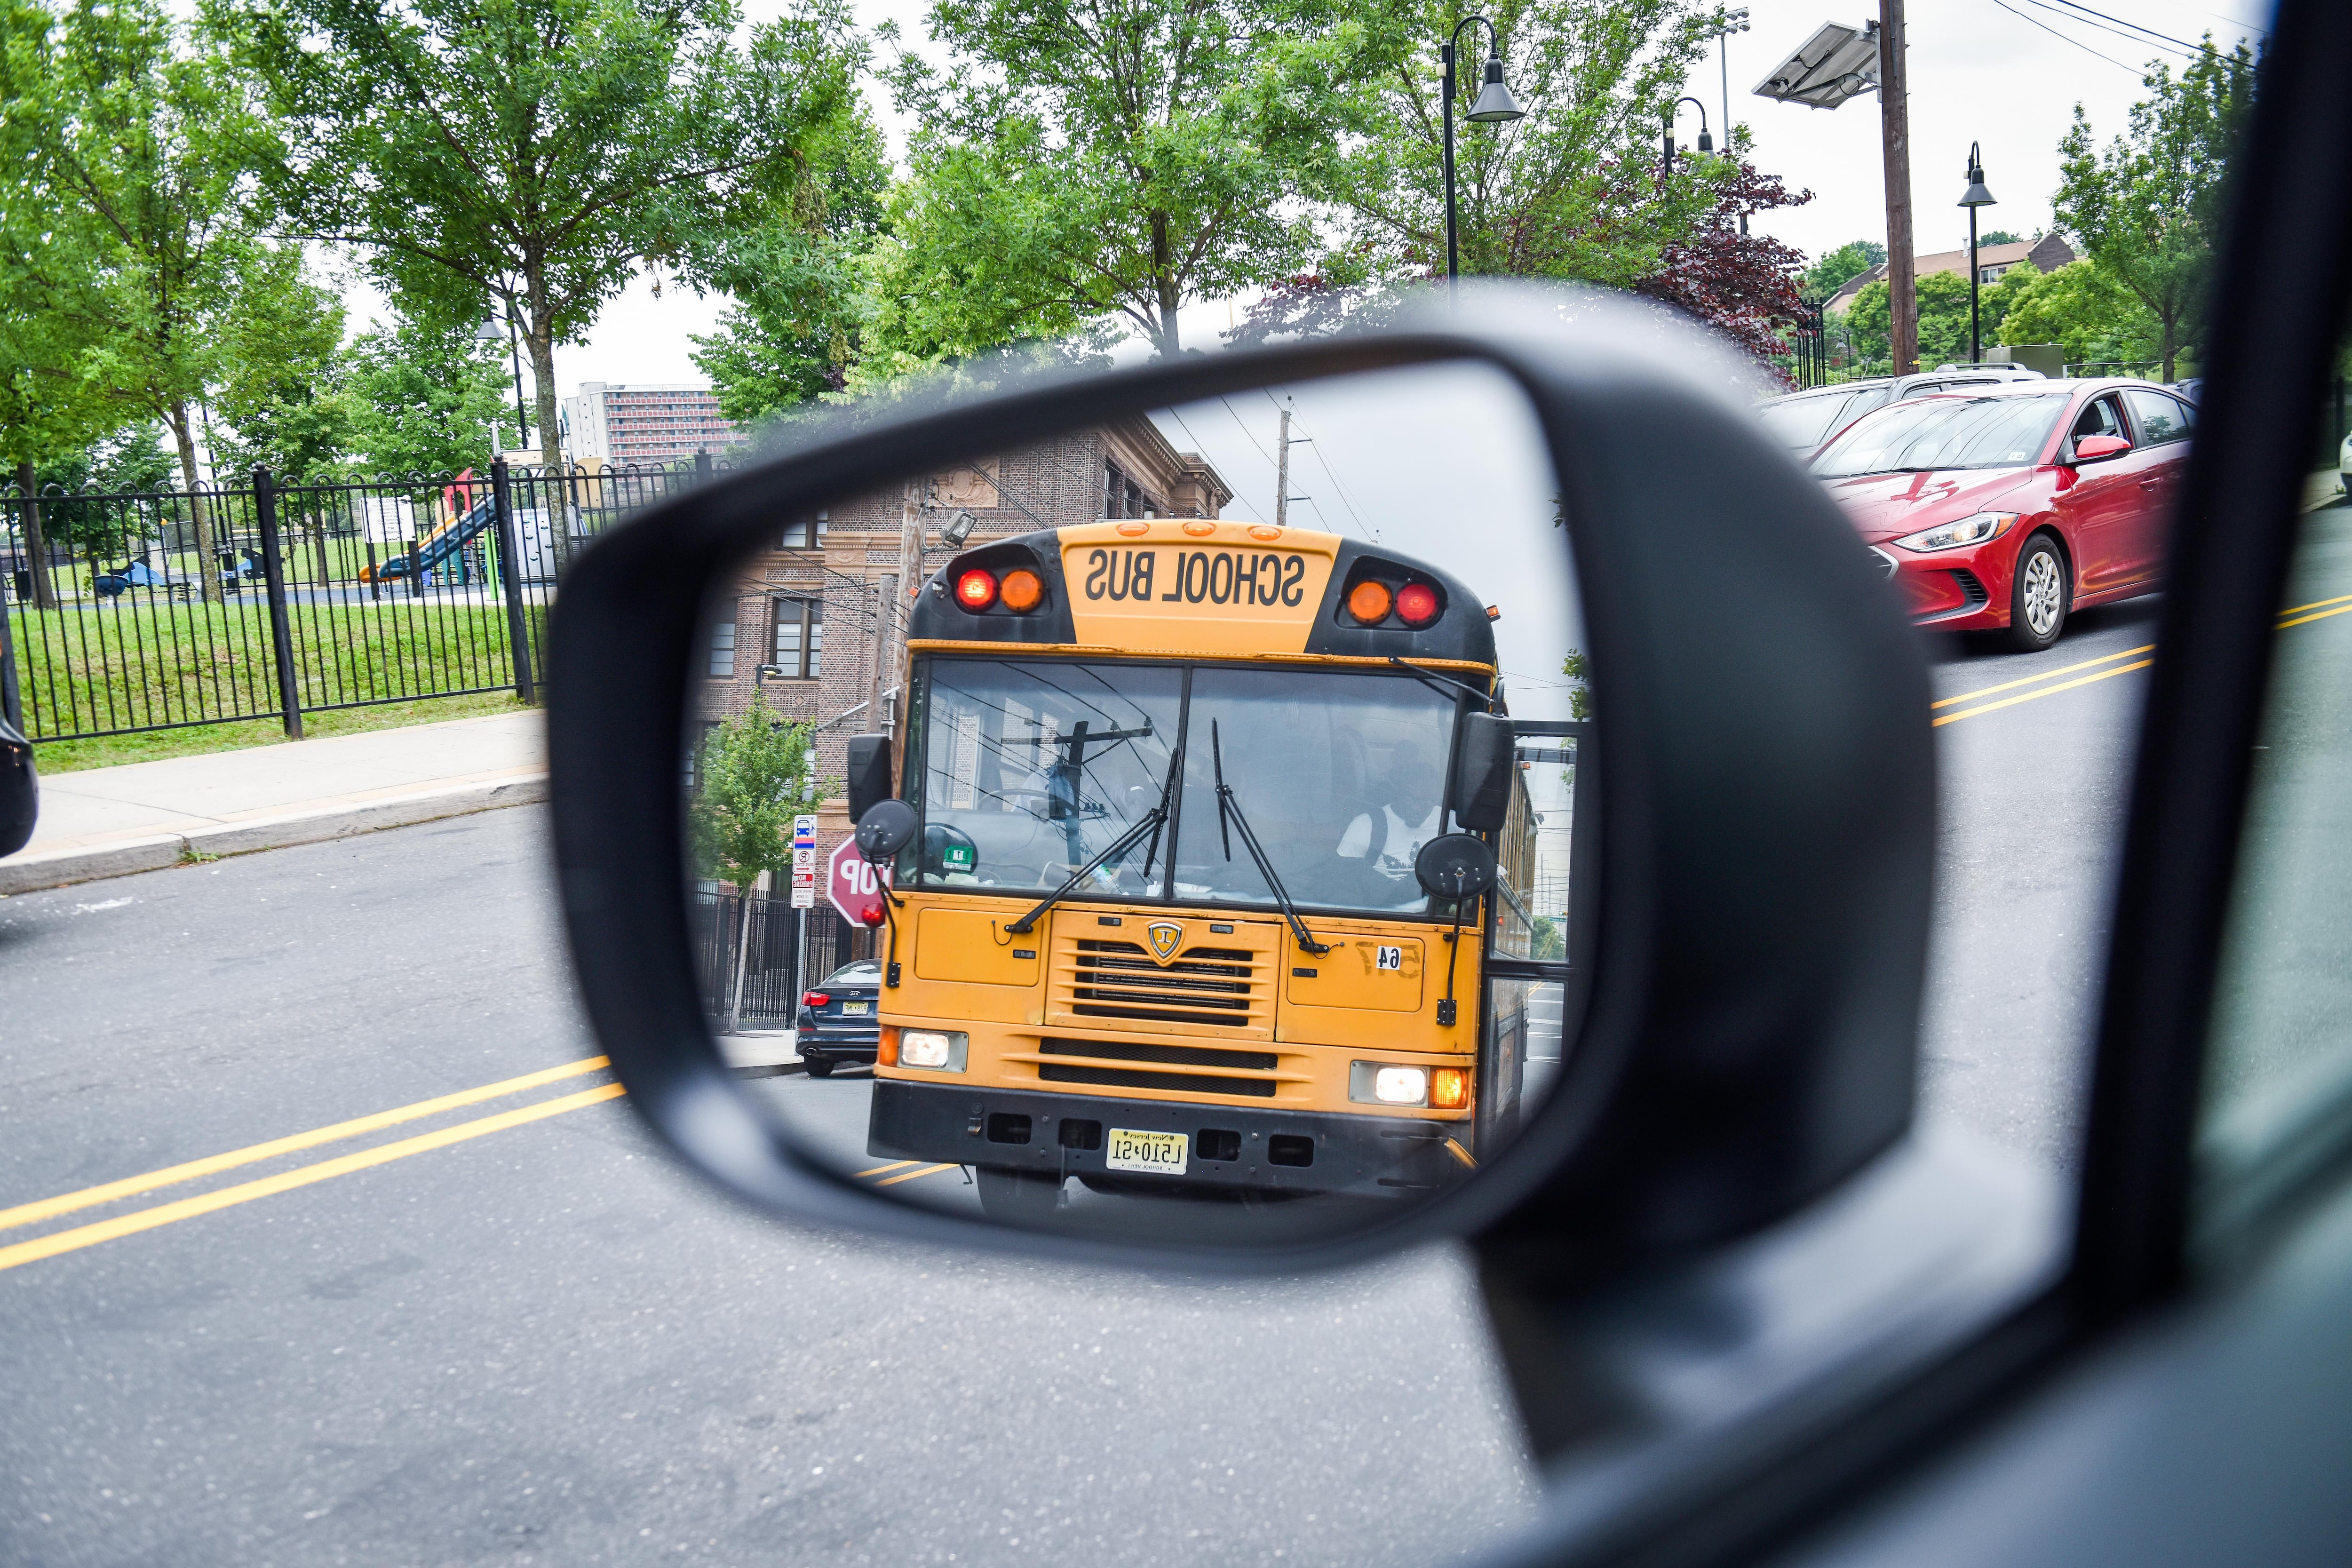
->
[359,473,499,584]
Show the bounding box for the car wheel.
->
[2008,533,2070,652]
[975,1167,1063,1219]
[802,1053,834,1078]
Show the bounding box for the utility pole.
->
[867,571,898,744]
[1274,402,1311,530]
[1879,0,1917,375]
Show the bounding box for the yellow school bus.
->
[858,517,1582,1218]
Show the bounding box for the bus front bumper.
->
[867,1079,1474,1199]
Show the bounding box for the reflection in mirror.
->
[684,360,1587,1243]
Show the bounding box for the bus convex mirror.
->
[1451,712,1515,832]
[844,732,893,821]
[854,799,920,861]
[1414,833,1498,902]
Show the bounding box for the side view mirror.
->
[853,798,920,861]
[2073,432,2132,462]
[1413,832,1497,901]
[1450,712,1515,832]
[844,732,893,821]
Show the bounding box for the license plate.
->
[1104,1127,1188,1176]
[842,1000,869,1014]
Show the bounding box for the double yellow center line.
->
[0,1058,621,1274]
[1932,592,2352,728]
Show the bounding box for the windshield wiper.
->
[1210,720,1330,956]
[1004,739,1183,937]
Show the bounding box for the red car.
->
[1810,379,2196,650]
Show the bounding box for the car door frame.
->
[2050,388,2141,596]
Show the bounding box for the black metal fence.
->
[0,455,725,741]
[691,893,866,1026]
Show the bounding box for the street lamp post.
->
[1714,8,1750,233]
[1959,143,1997,365]
[1440,16,1525,295]
[477,311,530,452]
[1663,96,1712,182]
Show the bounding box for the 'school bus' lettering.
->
[1080,547,1309,609]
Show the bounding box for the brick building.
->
[562,382,746,466]
[691,414,1232,856]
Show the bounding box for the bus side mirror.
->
[854,799,920,861]
[845,732,893,821]
[1452,712,1515,832]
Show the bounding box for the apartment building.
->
[562,382,746,466]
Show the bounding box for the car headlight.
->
[1350,1062,1430,1106]
[898,1029,967,1072]
[1891,511,2018,553]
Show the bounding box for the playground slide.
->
[358,479,499,583]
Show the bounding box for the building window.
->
[780,513,828,549]
[772,597,823,679]
[1105,461,1124,519]
[707,620,736,678]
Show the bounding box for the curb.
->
[0,774,548,897]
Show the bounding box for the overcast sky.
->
[337,0,2271,401]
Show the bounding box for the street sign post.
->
[826,838,891,928]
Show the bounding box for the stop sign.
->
[826,838,892,926]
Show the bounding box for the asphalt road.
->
[1,560,2297,1566]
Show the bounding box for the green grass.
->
[32,689,534,774]
[8,596,548,764]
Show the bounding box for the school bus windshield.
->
[911,657,1458,917]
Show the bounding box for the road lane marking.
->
[874,1163,960,1188]
[2279,592,2352,618]
[856,1160,921,1179]
[0,1084,627,1274]
[2278,602,2352,630]
[0,1057,612,1236]
[1932,645,2156,711]
[1933,660,2156,726]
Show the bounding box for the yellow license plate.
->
[1104,1127,1188,1176]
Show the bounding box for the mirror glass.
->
[683,360,1588,1242]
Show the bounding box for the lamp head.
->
[475,319,504,343]
[1466,56,1525,122]
[1960,143,1994,208]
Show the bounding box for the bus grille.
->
[1058,940,1264,1030]
[1040,1062,1278,1098]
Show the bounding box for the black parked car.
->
[1,713,36,859]
[795,960,880,1077]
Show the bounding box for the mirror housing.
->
[1414,832,1498,901]
[1451,712,1515,832]
[853,799,920,862]
[844,732,893,821]
[2073,432,2132,462]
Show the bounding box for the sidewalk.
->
[1,708,547,896]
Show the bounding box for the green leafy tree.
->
[1804,239,1883,299]
[1996,259,2159,368]
[2055,38,2257,381]
[0,214,117,606]
[688,693,833,1031]
[1300,0,1726,287]
[872,0,1336,362]
[214,0,870,569]
[210,242,355,480]
[345,317,513,478]
[4,0,278,603]
[1977,229,2022,247]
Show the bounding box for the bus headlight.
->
[899,1029,967,1072]
[1350,1062,1429,1106]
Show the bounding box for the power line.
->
[1989,0,2137,72]
[1166,407,1268,524]
[1259,387,1378,543]
[2018,0,2193,58]
[2044,0,2205,53]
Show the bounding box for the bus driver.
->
[1335,748,1446,899]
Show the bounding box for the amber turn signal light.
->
[1430,1067,1470,1110]
[1346,579,1394,624]
[954,568,997,611]
[877,1026,899,1067]
[999,568,1044,613]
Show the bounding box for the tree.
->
[873,0,1338,361]
[1997,259,2158,368]
[2055,38,2257,381]
[210,242,355,480]
[1633,155,1810,368]
[1804,239,1883,299]
[4,0,277,603]
[0,199,116,607]
[215,0,870,568]
[1301,0,1726,289]
[344,317,513,478]
[688,694,832,1032]
[1978,229,2022,247]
